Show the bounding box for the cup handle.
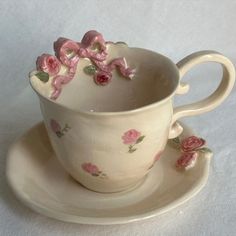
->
[169,50,235,139]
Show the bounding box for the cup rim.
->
[30,47,180,117]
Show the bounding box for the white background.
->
[0,0,236,235]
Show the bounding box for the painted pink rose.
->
[94,71,112,85]
[82,163,100,176]
[36,54,61,76]
[154,151,163,162]
[176,152,198,168]
[181,136,206,152]
[50,119,61,133]
[122,129,141,145]
[50,119,64,138]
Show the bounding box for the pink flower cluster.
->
[176,136,206,169]
[35,30,135,99]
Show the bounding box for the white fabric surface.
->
[0,0,236,235]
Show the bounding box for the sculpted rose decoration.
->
[171,135,212,170]
[30,30,135,99]
[94,71,112,86]
[36,54,61,76]
[181,136,205,152]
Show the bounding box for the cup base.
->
[73,175,148,194]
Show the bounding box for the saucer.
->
[6,122,212,225]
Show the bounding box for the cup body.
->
[32,44,180,192]
[40,96,173,192]
[30,33,236,192]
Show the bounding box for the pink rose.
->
[181,136,206,152]
[94,71,111,86]
[36,54,61,76]
[82,163,100,175]
[122,129,141,145]
[176,152,198,168]
[154,151,163,162]
[50,119,61,133]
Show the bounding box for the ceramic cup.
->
[29,31,235,193]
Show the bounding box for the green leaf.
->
[92,173,100,177]
[65,124,70,129]
[83,65,97,75]
[35,71,49,82]
[56,131,63,138]
[136,135,145,144]
[169,137,181,149]
[198,147,212,154]
[172,137,181,144]
[148,163,154,170]
[61,124,71,133]
[128,148,137,153]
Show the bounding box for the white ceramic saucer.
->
[7,122,212,225]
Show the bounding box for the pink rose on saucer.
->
[94,71,111,86]
[36,54,61,76]
[82,163,100,176]
[176,152,198,168]
[174,135,209,170]
[181,136,206,152]
[122,129,141,145]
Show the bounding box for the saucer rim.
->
[6,122,212,225]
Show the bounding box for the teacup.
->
[29,30,235,192]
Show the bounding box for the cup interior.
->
[43,45,179,112]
